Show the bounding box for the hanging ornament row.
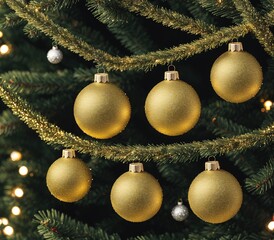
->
[70,41,263,139]
[46,150,242,224]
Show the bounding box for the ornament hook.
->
[167,64,176,71]
[96,66,106,73]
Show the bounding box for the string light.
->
[0,31,3,38]
[3,226,14,236]
[267,214,274,231]
[0,217,8,225]
[11,206,21,216]
[0,44,11,55]
[264,100,273,111]
[10,151,22,161]
[19,166,28,176]
[13,187,24,198]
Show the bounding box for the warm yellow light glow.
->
[10,151,22,161]
[19,166,28,176]
[268,220,274,231]
[13,187,24,198]
[11,206,21,216]
[264,100,273,111]
[0,218,9,225]
[0,31,3,38]
[0,44,10,55]
[3,226,14,236]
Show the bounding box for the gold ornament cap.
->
[228,42,243,52]
[164,71,179,81]
[62,149,76,158]
[205,161,220,171]
[129,163,144,173]
[94,73,109,83]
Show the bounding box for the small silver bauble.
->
[171,200,189,221]
[47,46,63,64]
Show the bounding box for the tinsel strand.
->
[5,0,250,71]
[232,0,274,56]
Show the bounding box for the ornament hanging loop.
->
[96,66,106,73]
[177,198,183,205]
[167,64,176,71]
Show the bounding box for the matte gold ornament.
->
[145,69,201,136]
[210,42,263,103]
[188,160,243,224]
[74,73,131,139]
[110,163,163,222]
[46,149,92,202]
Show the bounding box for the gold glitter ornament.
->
[46,149,92,202]
[74,73,131,139]
[110,163,163,222]
[188,160,243,224]
[210,42,263,103]
[145,68,201,136]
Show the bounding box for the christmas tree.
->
[0,0,273,239]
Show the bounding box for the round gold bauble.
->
[188,169,243,224]
[210,51,263,103]
[46,157,92,202]
[145,80,201,136]
[110,171,163,222]
[74,82,131,139]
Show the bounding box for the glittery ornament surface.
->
[211,51,263,103]
[74,82,131,139]
[47,46,63,64]
[111,171,163,222]
[188,169,243,224]
[171,202,189,221]
[145,80,201,136]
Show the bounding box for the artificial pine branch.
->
[0,110,21,136]
[245,157,274,194]
[88,1,155,55]
[33,209,121,240]
[196,0,241,24]
[87,0,217,35]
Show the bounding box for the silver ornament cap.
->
[94,73,109,83]
[47,46,63,64]
[205,161,220,171]
[62,149,76,158]
[164,71,179,81]
[171,200,189,221]
[228,42,243,52]
[129,163,144,173]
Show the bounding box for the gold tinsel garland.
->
[232,0,274,55]
[5,0,252,71]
